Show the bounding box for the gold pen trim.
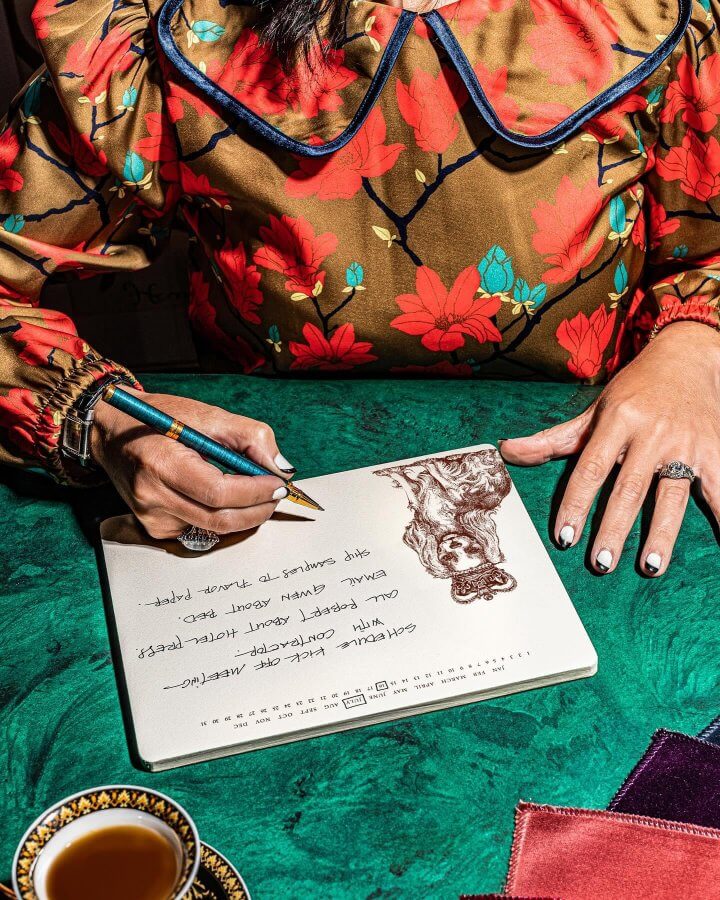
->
[165,420,184,440]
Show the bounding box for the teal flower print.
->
[2,214,24,234]
[123,151,145,183]
[21,78,43,125]
[478,246,514,295]
[119,86,138,112]
[673,245,689,258]
[266,325,282,353]
[609,260,629,306]
[111,151,152,198]
[511,278,546,315]
[345,262,366,292]
[188,20,225,47]
[608,195,627,239]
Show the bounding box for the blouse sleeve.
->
[0,0,179,483]
[638,0,720,341]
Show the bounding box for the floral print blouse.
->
[1,0,720,481]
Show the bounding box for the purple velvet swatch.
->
[609,729,720,828]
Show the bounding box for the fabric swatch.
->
[609,729,720,828]
[505,803,720,900]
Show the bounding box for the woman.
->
[1,0,719,575]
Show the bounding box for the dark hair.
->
[256,0,347,67]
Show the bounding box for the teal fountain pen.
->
[102,385,323,512]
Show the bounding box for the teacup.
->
[12,785,200,900]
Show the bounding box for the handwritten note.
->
[100,446,596,770]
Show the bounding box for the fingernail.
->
[497,438,507,445]
[595,548,613,573]
[645,552,662,575]
[274,452,296,474]
[272,485,289,501]
[558,525,575,549]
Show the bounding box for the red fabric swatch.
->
[505,803,720,899]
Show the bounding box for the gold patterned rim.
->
[12,785,200,899]
[189,843,250,900]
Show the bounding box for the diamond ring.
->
[177,525,220,552]
[658,461,696,483]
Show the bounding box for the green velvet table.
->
[1,376,718,899]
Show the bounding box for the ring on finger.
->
[658,460,696,483]
[178,525,220,552]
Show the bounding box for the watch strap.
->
[61,373,133,468]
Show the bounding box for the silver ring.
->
[658,460,696,483]
[177,526,220,552]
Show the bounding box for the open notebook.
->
[99,445,597,771]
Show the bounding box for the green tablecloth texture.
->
[1,376,718,898]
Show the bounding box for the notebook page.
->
[100,446,596,768]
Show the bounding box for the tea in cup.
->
[13,785,200,900]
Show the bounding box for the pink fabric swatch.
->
[505,803,720,899]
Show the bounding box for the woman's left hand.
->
[499,321,720,576]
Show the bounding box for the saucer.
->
[189,843,251,900]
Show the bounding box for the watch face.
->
[62,413,91,463]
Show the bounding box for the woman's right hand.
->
[91,387,294,540]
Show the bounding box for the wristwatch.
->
[61,373,133,468]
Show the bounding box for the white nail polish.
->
[274,452,295,473]
[272,486,289,501]
[645,552,662,574]
[596,548,613,572]
[559,525,575,549]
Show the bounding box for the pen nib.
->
[286,483,324,512]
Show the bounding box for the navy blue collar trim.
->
[157,0,691,155]
[157,0,415,157]
[424,2,692,149]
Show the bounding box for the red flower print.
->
[31,0,63,41]
[157,50,216,123]
[644,190,681,250]
[48,122,108,177]
[440,0,516,34]
[396,67,467,154]
[0,128,23,193]
[630,204,646,250]
[215,240,264,324]
[281,45,357,120]
[531,176,605,283]
[188,272,264,373]
[289,322,377,371]
[365,5,402,48]
[133,113,177,163]
[556,304,616,378]
[662,53,720,133]
[170,163,231,207]
[391,361,474,377]
[64,29,137,101]
[583,93,647,142]
[254,215,338,296]
[656,130,720,202]
[391,265,502,352]
[528,0,619,96]
[9,313,87,367]
[474,63,520,131]
[606,287,652,376]
[0,388,39,458]
[286,107,405,200]
[0,282,23,302]
[517,101,574,135]
[214,28,287,117]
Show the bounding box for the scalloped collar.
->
[157,0,692,155]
